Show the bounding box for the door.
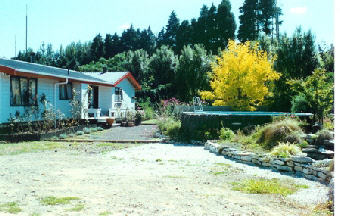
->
[89,85,99,109]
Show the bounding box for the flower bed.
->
[0,124,97,143]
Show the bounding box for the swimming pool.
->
[181,111,312,140]
[188,111,312,117]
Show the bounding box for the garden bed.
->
[0,124,98,143]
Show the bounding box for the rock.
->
[240,156,252,162]
[305,174,318,181]
[287,161,294,167]
[261,162,271,167]
[271,160,285,166]
[302,167,312,175]
[291,156,314,164]
[294,166,303,172]
[317,172,327,179]
[276,165,293,172]
[251,159,259,164]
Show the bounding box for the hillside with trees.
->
[15,0,334,113]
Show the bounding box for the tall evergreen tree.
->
[121,24,137,51]
[258,0,275,35]
[91,34,104,62]
[206,4,218,52]
[104,34,115,59]
[238,0,259,42]
[216,0,237,48]
[164,10,180,50]
[196,5,209,45]
[175,20,192,55]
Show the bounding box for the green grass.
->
[230,178,309,196]
[66,203,85,212]
[141,119,158,124]
[39,196,80,206]
[99,211,113,216]
[96,143,139,149]
[163,175,185,178]
[0,141,67,156]
[0,202,22,214]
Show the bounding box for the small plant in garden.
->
[68,133,75,137]
[83,127,91,134]
[315,129,333,146]
[97,127,103,131]
[76,131,84,136]
[270,142,302,158]
[90,127,97,132]
[254,117,304,149]
[59,134,67,139]
[219,128,234,141]
[298,140,309,148]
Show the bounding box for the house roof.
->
[83,72,141,90]
[0,58,141,90]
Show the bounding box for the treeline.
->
[15,0,334,112]
[17,0,281,70]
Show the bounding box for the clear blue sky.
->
[0,0,335,58]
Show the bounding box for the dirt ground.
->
[0,143,329,216]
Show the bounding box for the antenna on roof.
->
[25,4,28,56]
[15,35,16,59]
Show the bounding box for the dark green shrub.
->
[291,93,311,113]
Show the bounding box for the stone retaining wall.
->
[205,141,333,184]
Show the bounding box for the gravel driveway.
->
[0,143,329,215]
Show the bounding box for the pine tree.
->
[216,0,237,48]
[238,0,259,42]
[164,11,180,50]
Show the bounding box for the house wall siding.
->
[116,79,135,110]
[98,86,112,116]
[0,76,82,123]
[0,73,137,123]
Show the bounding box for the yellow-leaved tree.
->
[200,40,281,111]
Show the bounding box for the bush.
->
[166,121,181,140]
[68,134,75,137]
[83,127,91,134]
[291,93,311,113]
[97,127,103,131]
[315,129,333,146]
[219,128,235,141]
[59,134,67,139]
[76,131,84,136]
[270,142,302,158]
[255,118,304,149]
[157,117,182,140]
[284,132,303,144]
[90,127,97,132]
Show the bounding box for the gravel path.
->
[92,125,159,141]
[0,143,329,215]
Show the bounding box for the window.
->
[10,76,38,106]
[115,87,123,102]
[59,82,72,100]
